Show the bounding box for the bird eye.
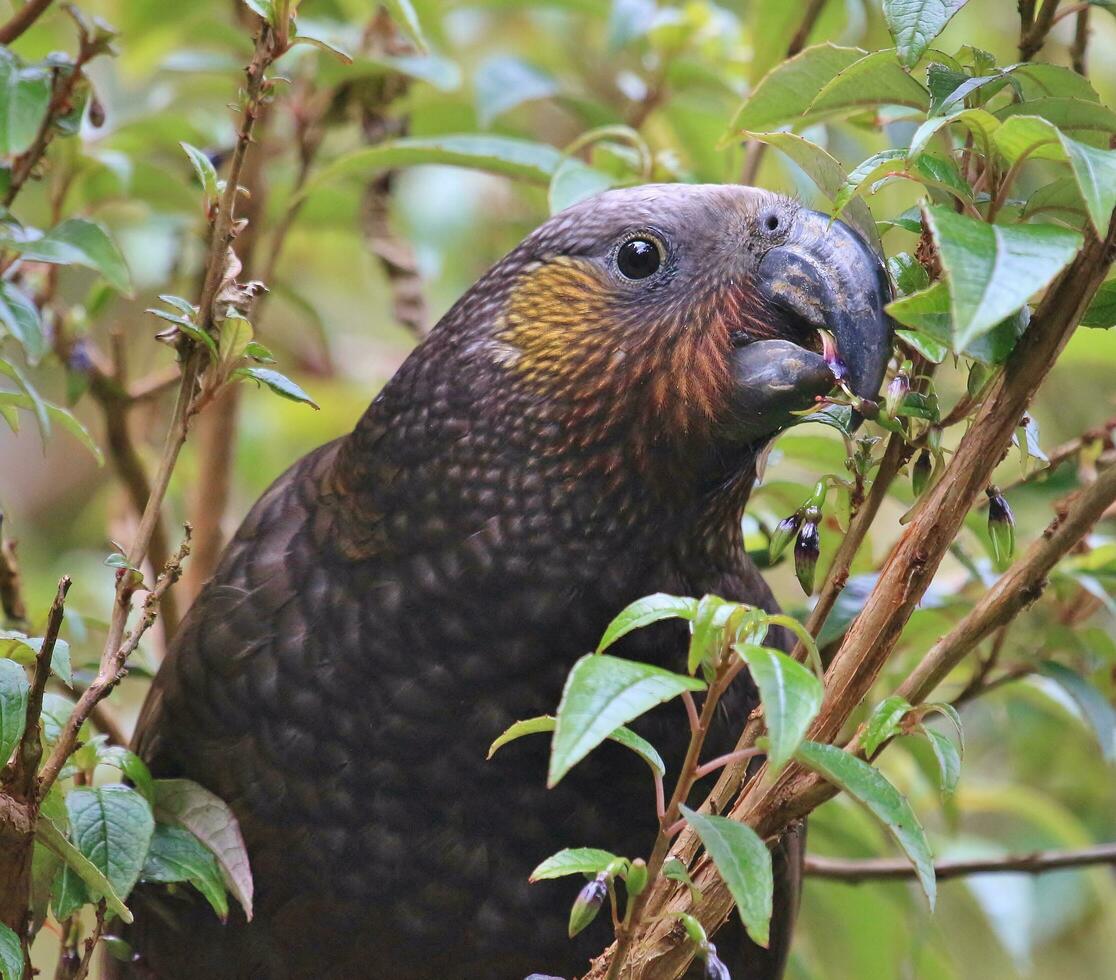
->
[616,238,662,280]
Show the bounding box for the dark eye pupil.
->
[617,239,661,279]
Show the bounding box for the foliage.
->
[0,0,1114,977]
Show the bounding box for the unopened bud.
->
[884,371,910,417]
[625,858,648,897]
[568,874,608,937]
[986,487,1015,569]
[768,513,801,562]
[795,520,820,595]
[703,945,732,980]
[88,97,105,128]
[912,450,932,497]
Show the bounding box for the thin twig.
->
[11,577,70,796]
[1070,5,1090,74]
[36,528,191,798]
[0,515,29,627]
[805,842,1116,882]
[0,0,55,45]
[897,461,1116,705]
[1019,0,1063,60]
[71,900,106,980]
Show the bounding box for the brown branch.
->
[10,578,70,796]
[593,660,737,980]
[0,0,55,45]
[740,0,826,185]
[0,515,29,627]
[589,205,1116,978]
[1019,0,1063,60]
[362,171,429,342]
[898,461,1116,704]
[1070,5,1090,75]
[36,527,191,798]
[3,31,95,209]
[805,842,1116,882]
[71,900,106,980]
[35,22,283,800]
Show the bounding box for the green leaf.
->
[300,135,566,202]
[241,0,275,23]
[475,55,558,127]
[662,856,702,900]
[0,658,29,768]
[896,328,948,363]
[529,847,619,881]
[596,593,698,653]
[739,132,878,250]
[0,393,102,462]
[0,219,133,296]
[291,20,353,64]
[680,805,772,948]
[992,114,1116,235]
[548,158,616,215]
[236,367,319,409]
[1081,280,1116,328]
[0,49,51,157]
[0,356,48,441]
[35,816,132,922]
[688,594,730,675]
[38,692,76,746]
[886,280,1030,364]
[0,921,21,980]
[487,714,665,776]
[831,149,907,218]
[996,97,1116,140]
[808,49,931,116]
[382,0,428,52]
[0,281,44,363]
[923,205,1082,351]
[153,778,253,920]
[66,785,154,902]
[907,106,1000,158]
[884,1,969,68]
[180,142,219,200]
[861,695,913,756]
[734,645,822,774]
[795,740,936,908]
[218,316,252,364]
[141,824,229,920]
[1038,661,1116,762]
[922,727,961,794]
[97,746,156,803]
[729,44,865,134]
[549,654,704,787]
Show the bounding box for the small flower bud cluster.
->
[769,481,826,595]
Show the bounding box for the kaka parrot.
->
[120,184,892,979]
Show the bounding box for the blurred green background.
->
[2,1,1114,976]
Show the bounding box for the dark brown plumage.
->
[122,184,891,979]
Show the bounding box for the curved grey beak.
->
[754,209,893,403]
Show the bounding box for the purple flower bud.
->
[795,521,820,595]
[912,450,932,497]
[568,874,608,937]
[986,487,1015,570]
[884,372,910,417]
[768,513,801,562]
[703,944,732,979]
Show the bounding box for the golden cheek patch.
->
[496,258,613,385]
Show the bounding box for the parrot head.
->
[467,183,892,486]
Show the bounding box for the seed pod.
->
[795,520,820,595]
[768,513,801,562]
[568,874,608,938]
[884,371,910,417]
[703,945,732,980]
[911,449,932,496]
[986,488,1015,569]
